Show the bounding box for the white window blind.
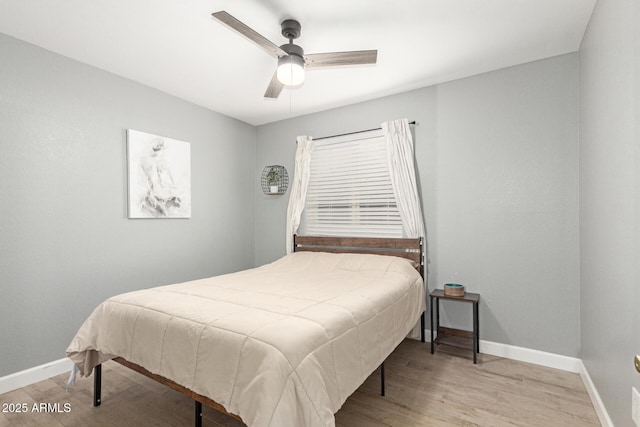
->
[300,129,403,238]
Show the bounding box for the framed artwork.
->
[127,129,191,218]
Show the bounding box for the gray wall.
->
[255,54,580,357]
[579,0,640,425]
[0,34,256,376]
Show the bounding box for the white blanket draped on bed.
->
[67,251,425,427]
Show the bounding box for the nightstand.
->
[429,289,480,364]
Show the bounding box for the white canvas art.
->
[127,129,191,218]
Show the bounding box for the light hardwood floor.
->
[0,340,600,426]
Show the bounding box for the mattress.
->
[67,251,425,427]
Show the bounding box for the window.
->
[299,129,403,238]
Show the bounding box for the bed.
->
[66,235,426,427]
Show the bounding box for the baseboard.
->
[478,340,583,373]
[578,360,614,427]
[422,329,582,372]
[0,358,73,395]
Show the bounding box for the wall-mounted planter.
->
[261,165,289,195]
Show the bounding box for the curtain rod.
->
[311,121,416,142]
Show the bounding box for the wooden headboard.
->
[293,235,424,277]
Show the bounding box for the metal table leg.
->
[430,295,434,353]
[473,301,478,364]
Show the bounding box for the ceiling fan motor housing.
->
[279,43,304,59]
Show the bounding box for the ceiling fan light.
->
[277,55,305,86]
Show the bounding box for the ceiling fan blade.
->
[211,11,287,59]
[304,50,378,69]
[264,71,284,99]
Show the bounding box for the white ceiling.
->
[0,0,595,126]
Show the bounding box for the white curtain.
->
[382,118,425,238]
[285,135,313,254]
[383,118,426,339]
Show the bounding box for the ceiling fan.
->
[211,11,378,99]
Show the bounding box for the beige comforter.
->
[67,251,425,427]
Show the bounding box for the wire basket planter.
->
[261,165,289,195]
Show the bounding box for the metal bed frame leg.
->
[93,364,102,407]
[195,400,203,427]
[421,311,426,343]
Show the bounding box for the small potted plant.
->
[267,167,281,194]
